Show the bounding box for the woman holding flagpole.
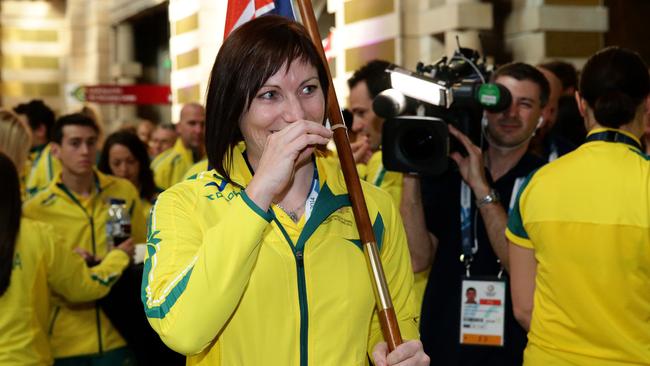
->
[141,15,428,366]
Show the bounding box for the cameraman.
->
[401,62,549,366]
[347,60,403,205]
[348,60,431,319]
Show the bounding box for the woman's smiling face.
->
[239,58,325,162]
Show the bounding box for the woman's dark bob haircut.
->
[579,46,650,128]
[205,15,329,184]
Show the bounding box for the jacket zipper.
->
[295,250,308,366]
[90,216,103,354]
[273,217,309,366]
[58,184,104,354]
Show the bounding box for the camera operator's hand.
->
[448,125,490,197]
[350,135,372,164]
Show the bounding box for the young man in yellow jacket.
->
[151,103,205,190]
[23,113,146,365]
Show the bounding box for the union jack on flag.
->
[224,0,296,39]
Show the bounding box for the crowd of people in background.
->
[0,15,649,366]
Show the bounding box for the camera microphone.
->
[374,83,512,120]
[373,89,412,118]
[451,82,512,113]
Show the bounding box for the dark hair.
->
[157,123,176,132]
[493,62,551,108]
[579,47,650,128]
[51,113,100,144]
[205,15,329,184]
[98,131,157,201]
[0,152,22,297]
[347,60,393,99]
[538,61,578,92]
[13,99,55,140]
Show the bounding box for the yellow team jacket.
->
[143,149,419,366]
[361,151,403,206]
[22,170,146,359]
[182,158,209,180]
[0,218,130,366]
[151,139,195,190]
[26,143,61,198]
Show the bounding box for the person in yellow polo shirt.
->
[508,47,650,366]
[13,100,61,198]
[151,103,205,190]
[23,113,146,365]
[0,152,134,366]
[143,16,428,366]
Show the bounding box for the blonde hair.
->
[0,109,32,173]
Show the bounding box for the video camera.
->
[374,47,512,175]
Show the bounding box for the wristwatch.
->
[476,189,499,208]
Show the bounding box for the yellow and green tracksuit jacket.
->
[26,143,61,198]
[0,218,130,366]
[151,139,196,190]
[360,151,403,207]
[22,170,146,359]
[143,149,419,366]
[182,158,209,181]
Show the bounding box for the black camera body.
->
[376,47,511,176]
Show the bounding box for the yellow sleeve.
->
[142,187,272,355]
[377,170,403,207]
[367,196,419,354]
[127,188,147,244]
[171,159,191,187]
[152,153,174,190]
[45,224,130,303]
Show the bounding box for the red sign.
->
[72,85,172,105]
[479,299,502,306]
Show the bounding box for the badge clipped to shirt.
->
[459,276,506,347]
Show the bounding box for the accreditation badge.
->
[459,276,506,347]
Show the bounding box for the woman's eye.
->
[258,91,275,100]
[302,85,317,94]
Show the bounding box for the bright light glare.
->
[389,69,449,107]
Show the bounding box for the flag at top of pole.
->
[224,0,296,39]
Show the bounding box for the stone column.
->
[112,23,140,125]
[402,0,492,68]
[504,0,608,68]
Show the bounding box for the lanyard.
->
[585,130,642,151]
[303,166,320,221]
[548,141,559,162]
[459,176,525,275]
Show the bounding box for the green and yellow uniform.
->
[26,143,61,198]
[23,170,146,360]
[0,218,129,366]
[143,149,419,365]
[151,139,196,190]
[507,128,650,366]
[182,158,209,181]
[361,151,403,206]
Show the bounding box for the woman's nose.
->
[282,97,306,122]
